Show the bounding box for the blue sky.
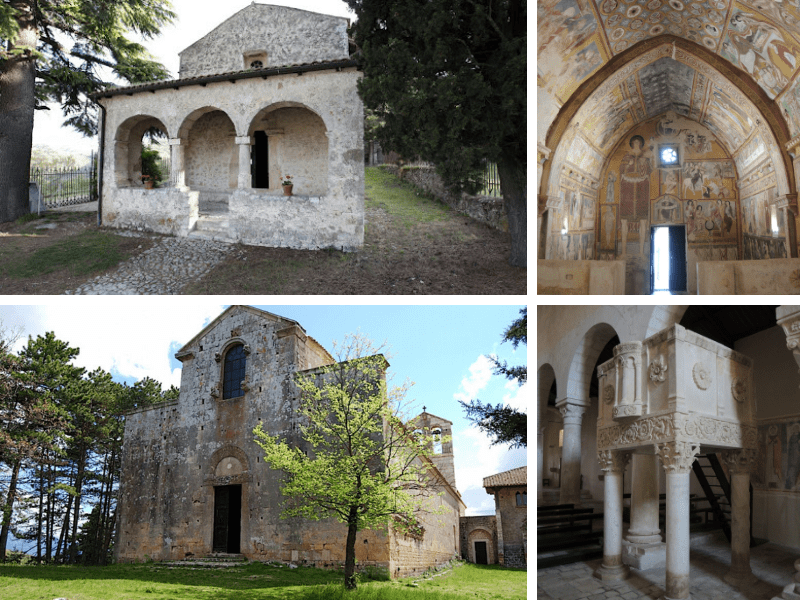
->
[1,301,527,516]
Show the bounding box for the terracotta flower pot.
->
[282,184,293,196]
[144,178,154,189]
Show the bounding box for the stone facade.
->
[178,4,349,78]
[95,4,364,251]
[460,515,498,564]
[115,306,463,578]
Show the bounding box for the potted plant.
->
[141,146,163,189]
[281,175,293,196]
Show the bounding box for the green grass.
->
[0,561,526,600]
[3,230,130,278]
[365,167,451,228]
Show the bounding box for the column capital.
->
[721,448,757,474]
[556,399,588,425]
[598,449,630,474]
[235,135,252,145]
[655,441,700,474]
[776,194,799,216]
[537,142,551,165]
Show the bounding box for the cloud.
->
[3,302,226,389]
[452,424,527,516]
[453,355,495,404]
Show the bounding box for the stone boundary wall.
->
[459,515,497,563]
[381,165,507,231]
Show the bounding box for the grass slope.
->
[0,561,526,600]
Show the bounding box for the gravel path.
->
[66,236,235,295]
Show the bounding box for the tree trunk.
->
[0,459,21,561]
[69,448,86,563]
[37,457,44,563]
[497,153,527,268]
[0,1,37,223]
[344,506,359,590]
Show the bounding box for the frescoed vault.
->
[537,1,800,289]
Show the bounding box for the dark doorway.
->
[213,485,241,553]
[474,541,488,564]
[650,225,687,294]
[252,131,269,189]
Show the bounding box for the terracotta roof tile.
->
[483,465,527,489]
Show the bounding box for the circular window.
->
[661,147,678,164]
[250,60,263,69]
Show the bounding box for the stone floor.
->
[538,532,796,600]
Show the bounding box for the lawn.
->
[0,561,527,600]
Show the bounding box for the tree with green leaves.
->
[347,0,527,266]
[0,0,175,222]
[460,307,527,448]
[254,335,443,590]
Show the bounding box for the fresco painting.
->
[721,6,800,98]
[681,161,735,199]
[619,134,654,219]
[755,420,800,491]
[537,0,602,102]
[686,199,737,241]
[600,204,617,250]
[652,194,682,224]
[581,194,596,228]
[780,80,800,138]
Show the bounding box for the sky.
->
[32,0,355,155]
[0,301,528,517]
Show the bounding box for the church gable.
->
[178,4,350,78]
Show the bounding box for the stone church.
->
[92,4,364,250]
[538,2,800,294]
[115,306,464,577]
[537,305,800,600]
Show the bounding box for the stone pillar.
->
[623,453,666,569]
[722,449,757,586]
[656,441,700,600]
[776,194,798,258]
[235,135,252,189]
[168,138,187,189]
[537,422,546,504]
[594,450,631,581]
[556,399,588,505]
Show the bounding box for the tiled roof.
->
[483,466,527,489]
[91,58,359,99]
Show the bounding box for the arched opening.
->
[223,343,246,400]
[467,528,494,564]
[431,428,443,455]
[180,107,238,190]
[248,103,329,195]
[113,115,169,188]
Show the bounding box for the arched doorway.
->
[113,115,169,188]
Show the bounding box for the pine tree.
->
[346,0,527,266]
[0,0,175,222]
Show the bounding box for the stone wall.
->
[99,67,364,250]
[459,515,497,564]
[382,165,507,232]
[179,4,349,78]
[537,259,626,295]
[496,486,526,568]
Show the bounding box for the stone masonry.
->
[94,4,364,251]
[115,306,464,578]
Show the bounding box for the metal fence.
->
[30,152,98,208]
[482,161,502,198]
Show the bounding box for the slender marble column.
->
[723,449,757,586]
[627,453,662,543]
[656,441,700,600]
[235,136,252,189]
[594,450,631,581]
[556,399,588,506]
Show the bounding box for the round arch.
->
[466,528,495,565]
[246,102,329,195]
[564,322,620,405]
[537,363,556,498]
[540,35,794,201]
[113,114,169,187]
[178,106,238,190]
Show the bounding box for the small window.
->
[432,428,442,455]
[659,144,679,167]
[223,344,246,399]
[250,60,263,70]
[516,491,527,506]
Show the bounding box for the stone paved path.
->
[66,235,235,295]
[538,532,792,600]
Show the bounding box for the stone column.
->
[595,450,631,581]
[168,138,187,189]
[235,135,252,189]
[722,449,757,586]
[556,399,588,506]
[623,453,665,569]
[656,441,700,600]
[537,422,546,504]
[776,194,798,258]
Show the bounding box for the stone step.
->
[195,215,230,233]
[187,228,235,243]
